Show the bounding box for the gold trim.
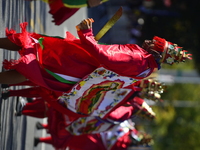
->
[63,0,108,8]
[63,3,87,8]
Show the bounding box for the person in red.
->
[33,96,155,149]
[66,120,153,150]
[0,18,191,149]
[35,120,153,150]
[0,18,191,94]
[1,78,160,149]
[32,78,163,149]
[0,79,65,118]
[1,79,157,150]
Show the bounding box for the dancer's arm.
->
[0,37,21,51]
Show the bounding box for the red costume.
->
[4,22,160,149]
[68,120,152,150]
[30,101,137,149]
[4,80,155,149]
[22,98,48,118]
[5,23,157,94]
[45,95,154,149]
[36,120,151,150]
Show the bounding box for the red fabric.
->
[20,86,82,149]
[132,96,144,105]
[37,88,89,149]
[5,24,99,93]
[4,24,158,149]
[67,131,131,150]
[48,0,65,15]
[47,107,73,149]
[9,86,41,98]
[77,29,158,79]
[40,87,87,120]
[41,123,48,129]
[23,90,139,149]
[5,23,157,95]
[22,98,47,118]
[110,132,131,150]
[45,97,138,149]
[8,80,36,87]
[67,134,106,150]
[39,136,53,145]
[50,7,79,25]
[47,0,80,25]
[107,104,134,122]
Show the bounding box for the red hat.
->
[152,36,192,65]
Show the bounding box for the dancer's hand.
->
[76,18,94,31]
[142,40,162,59]
[142,40,154,51]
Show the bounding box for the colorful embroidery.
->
[100,122,129,150]
[59,67,138,118]
[67,116,114,135]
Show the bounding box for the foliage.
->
[150,83,200,150]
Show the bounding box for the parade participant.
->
[34,120,151,149]
[34,119,154,150]
[0,18,190,149]
[33,97,155,148]
[1,78,157,150]
[2,78,160,149]
[66,120,154,150]
[5,77,164,121]
[39,0,108,25]
[0,18,191,93]
[33,75,165,149]
[0,81,63,117]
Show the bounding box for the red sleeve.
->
[77,28,98,49]
[77,29,157,78]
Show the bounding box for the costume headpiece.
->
[139,78,166,102]
[152,36,192,64]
